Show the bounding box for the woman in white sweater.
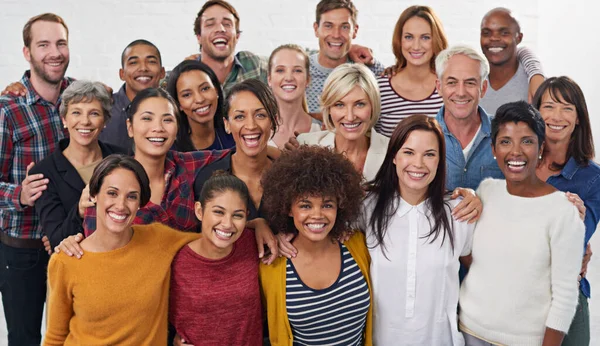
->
[459,101,585,346]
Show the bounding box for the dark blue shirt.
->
[99,84,133,153]
[547,157,600,298]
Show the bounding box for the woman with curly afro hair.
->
[259,146,373,346]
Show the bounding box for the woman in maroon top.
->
[170,171,262,345]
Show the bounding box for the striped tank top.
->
[285,243,370,345]
[374,75,443,137]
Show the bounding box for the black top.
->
[30,139,126,248]
[194,149,266,224]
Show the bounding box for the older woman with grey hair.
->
[29,80,127,249]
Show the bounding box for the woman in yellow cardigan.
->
[259,146,373,346]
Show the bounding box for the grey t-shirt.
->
[480,62,529,115]
[306,53,385,114]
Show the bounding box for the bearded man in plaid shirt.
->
[0,13,74,345]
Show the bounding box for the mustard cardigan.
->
[259,232,373,346]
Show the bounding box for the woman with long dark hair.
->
[533,77,599,346]
[361,114,474,345]
[166,60,235,151]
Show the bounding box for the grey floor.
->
[1,235,600,345]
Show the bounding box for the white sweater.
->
[459,179,584,346]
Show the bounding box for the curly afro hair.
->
[261,145,364,239]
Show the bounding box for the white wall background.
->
[1,0,600,343]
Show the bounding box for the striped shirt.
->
[0,71,73,239]
[286,243,370,346]
[374,76,443,137]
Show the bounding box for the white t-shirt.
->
[462,124,482,161]
[360,196,474,346]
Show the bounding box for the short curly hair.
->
[261,146,364,239]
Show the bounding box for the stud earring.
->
[493,156,496,160]
[539,155,542,160]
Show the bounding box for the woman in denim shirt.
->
[533,76,599,346]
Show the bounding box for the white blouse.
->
[360,196,474,346]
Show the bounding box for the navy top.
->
[547,157,600,298]
[285,243,370,346]
[99,84,133,154]
[194,148,265,222]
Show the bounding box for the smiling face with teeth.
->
[24,20,70,86]
[268,48,309,104]
[394,129,440,205]
[493,121,543,183]
[401,16,434,68]
[119,44,165,100]
[176,69,219,127]
[198,4,240,61]
[538,91,578,145]
[127,97,178,159]
[290,195,338,243]
[314,8,358,68]
[437,54,487,122]
[63,99,106,149]
[329,85,373,141]
[93,168,141,236]
[225,91,273,158]
[480,10,522,67]
[195,189,247,257]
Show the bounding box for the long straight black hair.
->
[166,60,225,152]
[366,114,454,255]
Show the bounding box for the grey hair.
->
[435,44,490,86]
[59,80,112,121]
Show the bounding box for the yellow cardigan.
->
[259,232,373,346]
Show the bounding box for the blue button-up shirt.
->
[436,106,504,191]
[547,157,600,298]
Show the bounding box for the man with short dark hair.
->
[480,8,544,114]
[99,40,165,150]
[307,0,384,114]
[191,0,268,93]
[0,13,73,345]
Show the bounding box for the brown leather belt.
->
[0,232,44,249]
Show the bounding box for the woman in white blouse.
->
[360,114,474,345]
[296,63,388,181]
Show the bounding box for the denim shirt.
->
[547,157,600,298]
[436,106,504,191]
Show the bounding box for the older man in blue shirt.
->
[434,44,504,191]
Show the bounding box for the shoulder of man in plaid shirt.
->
[83,149,230,235]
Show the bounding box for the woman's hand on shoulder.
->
[277,232,297,259]
[565,192,586,221]
[451,187,482,224]
[78,185,95,218]
[247,218,279,264]
[54,233,85,259]
[284,131,301,152]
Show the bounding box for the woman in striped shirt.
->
[259,146,373,346]
[375,6,544,137]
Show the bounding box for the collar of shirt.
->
[395,196,431,218]
[21,70,70,106]
[113,83,131,114]
[436,105,492,138]
[557,157,579,180]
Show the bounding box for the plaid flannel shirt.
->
[0,71,72,239]
[83,149,229,235]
